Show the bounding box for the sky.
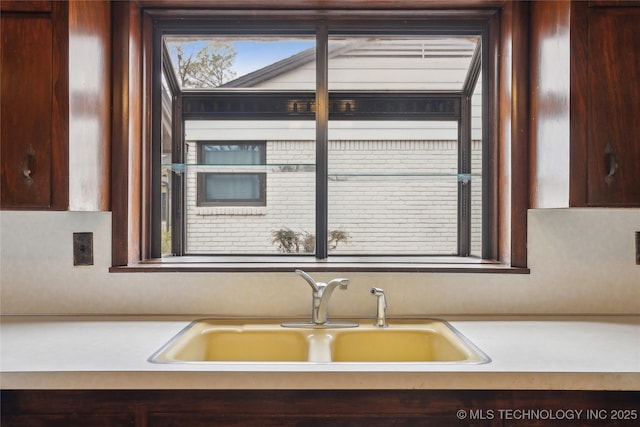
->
[232,40,315,77]
[166,38,315,84]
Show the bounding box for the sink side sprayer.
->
[282,270,359,328]
[371,287,388,328]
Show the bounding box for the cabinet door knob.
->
[22,145,35,186]
[604,142,618,186]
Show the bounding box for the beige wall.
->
[1,208,638,316]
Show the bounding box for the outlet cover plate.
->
[73,232,94,266]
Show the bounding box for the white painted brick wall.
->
[185,139,482,255]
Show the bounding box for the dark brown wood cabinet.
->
[2,390,639,427]
[571,2,640,207]
[0,1,68,210]
[0,1,51,13]
[1,0,111,211]
[3,414,134,427]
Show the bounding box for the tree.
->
[271,228,350,253]
[170,41,237,88]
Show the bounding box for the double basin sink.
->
[150,319,490,364]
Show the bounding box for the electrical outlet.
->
[73,232,94,266]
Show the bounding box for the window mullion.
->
[458,94,472,257]
[461,41,482,258]
[315,24,329,259]
[173,92,184,256]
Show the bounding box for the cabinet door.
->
[587,8,640,206]
[0,1,51,12]
[0,13,53,208]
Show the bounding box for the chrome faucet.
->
[371,287,388,328]
[282,270,358,328]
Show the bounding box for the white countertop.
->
[1,315,639,390]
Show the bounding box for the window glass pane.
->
[327,35,478,91]
[327,35,480,255]
[161,29,485,258]
[184,120,315,255]
[202,144,263,165]
[160,72,173,256]
[205,173,261,200]
[171,32,318,255]
[471,73,483,257]
[197,144,266,205]
[327,123,459,255]
[164,36,316,90]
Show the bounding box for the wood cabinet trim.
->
[111,0,530,269]
[2,390,639,427]
[50,0,69,210]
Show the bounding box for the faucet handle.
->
[283,270,358,329]
[295,269,320,292]
[333,278,350,289]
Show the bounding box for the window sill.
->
[110,256,530,273]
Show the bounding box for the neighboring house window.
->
[152,15,493,261]
[196,142,266,207]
